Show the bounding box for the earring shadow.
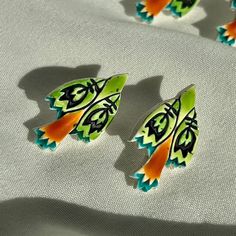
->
[107,76,163,186]
[193,0,235,40]
[18,64,101,143]
[120,0,137,18]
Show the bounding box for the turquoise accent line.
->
[135,136,156,157]
[166,157,186,168]
[46,97,64,118]
[166,4,181,17]
[34,128,57,151]
[231,0,236,10]
[216,26,236,46]
[136,2,154,23]
[133,173,158,192]
[71,130,90,143]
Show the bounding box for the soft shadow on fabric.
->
[107,76,163,186]
[120,0,137,18]
[0,198,235,236]
[18,65,101,143]
[194,0,236,40]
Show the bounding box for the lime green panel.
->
[75,94,121,141]
[133,98,180,153]
[177,85,196,125]
[169,108,199,167]
[48,78,107,113]
[168,0,200,17]
[96,74,128,101]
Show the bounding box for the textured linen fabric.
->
[0,0,236,235]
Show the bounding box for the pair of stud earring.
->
[136,0,236,48]
[35,74,199,192]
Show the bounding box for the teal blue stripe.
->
[34,128,57,151]
[136,2,154,23]
[166,157,186,168]
[133,173,158,192]
[134,136,156,157]
[231,0,236,10]
[166,4,182,17]
[216,26,236,46]
[46,97,64,118]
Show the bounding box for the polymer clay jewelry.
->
[136,0,200,23]
[217,1,236,47]
[35,74,128,150]
[131,85,199,192]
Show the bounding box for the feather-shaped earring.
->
[35,74,128,150]
[217,0,236,47]
[130,85,199,192]
[136,0,200,23]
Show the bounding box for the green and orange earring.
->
[136,0,200,23]
[131,85,199,192]
[35,74,128,150]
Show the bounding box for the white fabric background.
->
[0,0,236,235]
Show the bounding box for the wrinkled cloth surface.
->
[0,0,236,235]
